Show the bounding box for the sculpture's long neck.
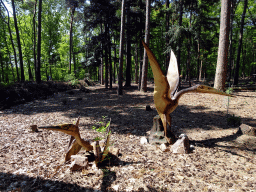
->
[173,86,198,101]
[74,133,93,151]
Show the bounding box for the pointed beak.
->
[196,85,232,97]
[38,126,63,131]
[38,124,77,136]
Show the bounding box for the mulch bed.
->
[0,82,255,191]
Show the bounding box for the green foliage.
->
[92,116,111,141]
[225,88,234,94]
[0,0,256,83]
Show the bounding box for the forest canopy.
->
[0,0,255,87]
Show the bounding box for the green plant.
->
[92,116,111,141]
[249,81,254,85]
[225,87,233,94]
[64,73,76,82]
[70,79,80,86]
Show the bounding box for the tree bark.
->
[227,0,235,82]
[109,31,112,89]
[104,22,109,89]
[69,7,75,73]
[36,0,42,83]
[2,0,18,82]
[165,0,170,74]
[11,0,25,82]
[117,0,125,95]
[138,0,143,90]
[125,1,131,87]
[177,0,183,75]
[140,0,150,92]
[214,0,231,91]
[233,0,248,85]
[134,43,138,84]
[33,0,37,80]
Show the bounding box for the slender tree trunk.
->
[3,30,15,82]
[242,43,246,78]
[125,1,131,87]
[214,0,231,91]
[141,0,150,92]
[233,0,247,85]
[0,53,5,82]
[165,0,170,74]
[134,43,138,84]
[11,0,25,82]
[138,0,143,90]
[100,23,104,85]
[227,0,234,82]
[19,19,33,81]
[114,35,117,83]
[118,0,125,95]
[109,34,112,89]
[33,0,37,78]
[104,22,109,89]
[69,7,75,73]
[2,0,19,81]
[36,0,42,83]
[177,0,183,75]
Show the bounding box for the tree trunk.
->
[214,0,231,91]
[165,0,170,74]
[177,0,183,75]
[2,0,19,81]
[0,53,5,82]
[117,0,125,95]
[138,0,143,90]
[104,22,109,89]
[134,44,139,84]
[233,0,248,85]
[114,35,117,83]
[3,28,15,82]
[227,0,235,82]
[109,32,112,89]
[11,0,25,82]
[36,0,42,83]
[100,23,104,85]
[33,0,37,79]
[125,1,131,87]
[69,7,75,73]
[140,0,150,92]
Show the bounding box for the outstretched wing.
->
[166,50,179,96]
[142,41,170,113]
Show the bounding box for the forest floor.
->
[0,81,256,192]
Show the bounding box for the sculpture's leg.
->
[159,113,171,144]
[68,136,75,149]
[165,114,177,144]
[65,140,82,162]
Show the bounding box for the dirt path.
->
[0,83,255,191]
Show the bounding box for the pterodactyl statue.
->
[38,118,111,163]
[142,41,231,144]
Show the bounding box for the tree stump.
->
[148,115,173,144]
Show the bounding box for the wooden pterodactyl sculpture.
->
[38,118,111,163]
[142,41,231,144]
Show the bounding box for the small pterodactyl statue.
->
[38,118,111,164]
[142,41,231,144]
